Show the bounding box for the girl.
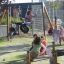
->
[40,36,47,55]
[26,34,41,64]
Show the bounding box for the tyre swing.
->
[20,23,29,33]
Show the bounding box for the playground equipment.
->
[0,2,53,39]
[51,42,59,64]
[26,41,63,64]
[0,9,7,23]
[9,22,29,36]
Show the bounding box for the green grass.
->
[32,56,64,64]
[0,35,63,47]
[0,37,33,47]
[0,36,64,64]
[0,52,26,64]
[0,51,64,64]
[57,56,64,64]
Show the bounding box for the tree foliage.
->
[49,1,61,10]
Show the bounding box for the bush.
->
[0,16,24,25]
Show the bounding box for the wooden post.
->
[52,42,59,64]
[28,52,31,64]
[26,51,31,64]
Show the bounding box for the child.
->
[52,28,60,44]
[40,36,47,55]
[60,27,64,41]
[25,10,32,26]
[26,34,41,63]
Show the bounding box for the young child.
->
[60,26,64,41]
[26,34,41,63]
[59,26,64,45]
[25,10,32,26]
[40,36,47,55]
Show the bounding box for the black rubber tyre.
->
[20,24,29,33]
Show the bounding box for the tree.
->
[49,1,62,28]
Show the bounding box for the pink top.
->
[60,28,64,37]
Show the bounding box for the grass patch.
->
[57,56,64,64]
[0,36,64,64]
[0,37,33,47]
[46,35,53,42]
[0,52,26,64]
[0,35,53,47]
[0,39,4,42]
[0,35,64,47]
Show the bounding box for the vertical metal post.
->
[41,2,46,36]
[9,1,12,39]
[31,1,33,35]
[53,0,57,29]
[49,0,51,19]
[7,0,9,40]
[55,16,57,29]
[52,0,54,20]
[18,5,21,35]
